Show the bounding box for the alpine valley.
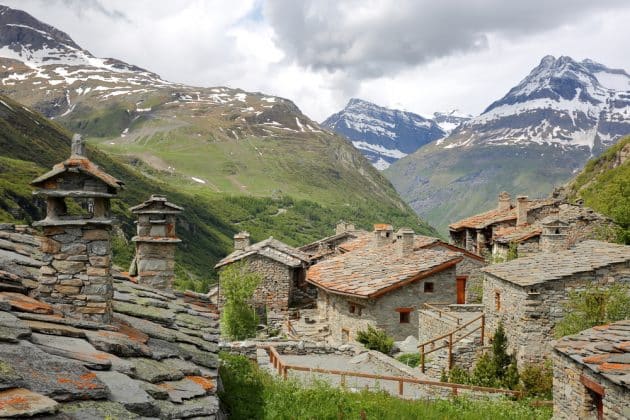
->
[385,55,630,234]
[0,5,437,289]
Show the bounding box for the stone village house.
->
[214,232,311,313]
[0,135,221,418]
[553,320,630,420]
[481,240,630,366]
[449,191,613,259]
[306,224,485,344]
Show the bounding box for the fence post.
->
[398,380,404,396]
[452,386,458,397]
[448,333,453,370]
[420,344,425,373]
[341,374,346,388]
[480,314,485,346]
[283,366,288,379]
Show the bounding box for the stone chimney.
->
[129,195,183,290]
[335,221,355,234]
[234,231,250,251]
[373,224,394,248]
[31,134,124,323]
[540,219,569,253]
[498,191,511,212]
[397,228,415,256]
[516,196,528,226]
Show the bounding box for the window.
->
[349,303,356,314]
[424,282,434,293]
[399,311,410,323]
[495,291,501,311]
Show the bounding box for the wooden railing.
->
[417,313,485,373]
[285,318,299,339]
[423,303,462,325]
[265,346,520,398]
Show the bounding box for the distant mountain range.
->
[0,5,437,269]
[385,55,630,234]
[321,99,448,169]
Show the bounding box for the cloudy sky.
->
[4,0,630,121]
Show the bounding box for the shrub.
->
[219,262,262,340]
[555,283,630,338]
[519,361,553,399]
[356,325,394,354]
[396,353,421,368]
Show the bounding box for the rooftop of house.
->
[449,198,557,231]
[0,226,220,418]
[31,157,124,191]
[554,320,630,389]
[493,224,542,244]
[299,229,368,260]
[482,240,630,287]
[307,238,462,299]
[214,237,310,269]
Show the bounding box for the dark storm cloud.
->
[264,0,630,78]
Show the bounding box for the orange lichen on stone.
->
[0,292,54,314]
[187,375,214,391]
[115,323,149,344]
[0,396,28,410]
[593,324,610,331]
[582,354,611,364]
[599,362,630,372]
[57,372,100,390]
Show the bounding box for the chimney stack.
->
[234,231,250,251]
[516,196,528,226]
[498,191,511,212]
[373,224,394,248]
[397,228,415,256]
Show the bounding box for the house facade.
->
[481,240,630,366]
[307,225,463,343]
[553,321,630,420]
[299,221,367,263]
[215,232,311,313]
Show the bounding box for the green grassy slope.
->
[0,95,437,291]
[566,136,630,243]
[385,141,590,235]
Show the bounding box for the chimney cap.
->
[373,223,393,231]
[397,227,415,234]
[516,195,529,201]
[234,231,250,239]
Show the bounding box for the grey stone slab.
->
[0,388,58,418]
[157,377,206,403]
[147,338,182,360]
[161,358,202,376]
[155,395,219,419]
[178,343,219,368]
[52,401,142,419]
[0,311,30,343]
[113,301,175,325]
[0,359,25,390]
[141,382,169,400]
[129,358,185,383]
[175,312,215,329]
[29,333,112,370]
[0,341,108,401]
[94,371,160,417]
[114,313,178,341]
[15,312,118,331]
[85,330,152,357]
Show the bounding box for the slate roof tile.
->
[215,236,310,268]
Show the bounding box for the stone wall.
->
[37,225,113,323]
[320,267,457,344]
[417,309,458,343]
[219,340,362,360]
[483,263,630,365]
[553,350,629,419]
[134,241,177,290]
[456,255,485,303]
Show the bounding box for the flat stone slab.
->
[0,387,58,418]
[114,313,177,342]
[162,358,202,376]
[0,292,53,314]
[175,312,215,329]
[147,338,182,360]
[94,371,159,417]
[52,401,141,419]
[157,377,206,403]
[29,333,112,370]
[0,359,25,390]
[16,312,118,331]
[174,331,217,352]
[140,381,169,400]
[113,301,175,325]
[25,320,86,338]
[129,358,185,383]
[0,311,30,343]
[0,342,108,401]
[155,395,219,419]
[85,330,152,358]
[178,343,219,368]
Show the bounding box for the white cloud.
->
[2,1,630,121]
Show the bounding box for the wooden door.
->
[456,276,467,304]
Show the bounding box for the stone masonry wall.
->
[456,255,485,303]
[38,225,113,323]
[553,350,629,420]
[322,267,457,344]
[135,241,176,290]
[484,263,630,366]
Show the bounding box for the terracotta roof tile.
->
[555,320,630,389]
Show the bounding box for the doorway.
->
[456,276,467,304]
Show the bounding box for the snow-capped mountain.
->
[386,55,630,235]
[322,98,446,169]
[432,110,472,134]
[441,55,630,152]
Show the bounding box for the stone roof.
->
[130,195,184,214]
[307,240,462,298]
[449,198,557,230]
[299,229,367,260]
[0,225,220,418]
[554,320,630,389]
[493,224,542,244]
[214,237,310,269]
[31,157,124,191]
[482,240,630,287]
